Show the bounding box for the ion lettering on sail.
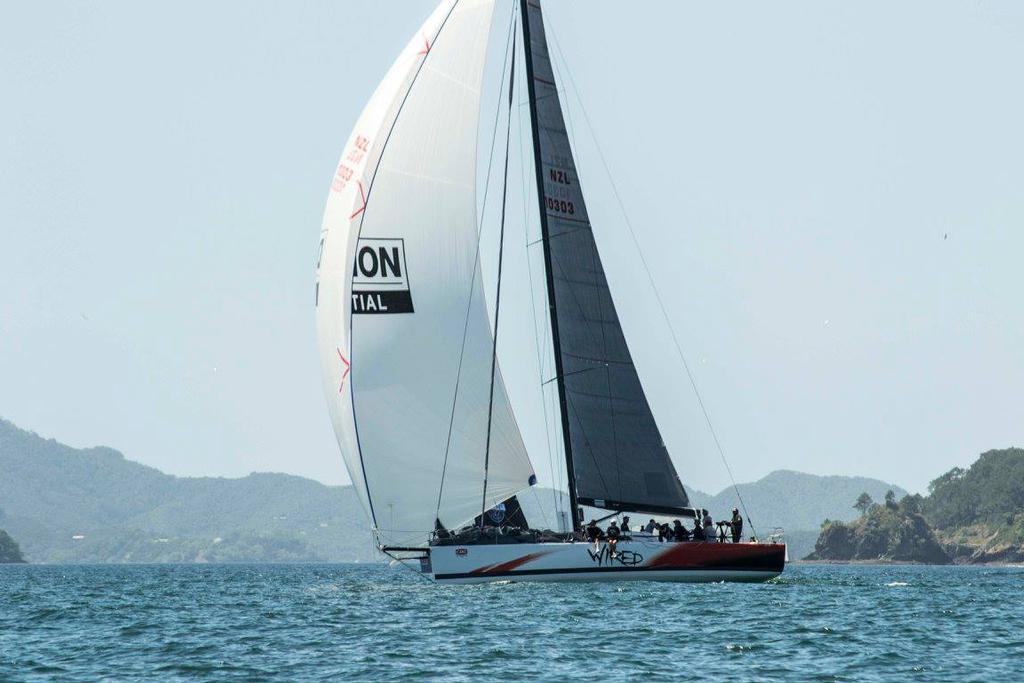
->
[351,239,414,314]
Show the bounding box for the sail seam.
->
[418,63,484,93]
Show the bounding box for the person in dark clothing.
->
[672,519,690,542]
[621,516,631,533]
[606,520,621,557]
[692,518,706,541]
[729,508,743,543]
[586,519,602,546]
[657,523,672,543]
[644,519,657,533]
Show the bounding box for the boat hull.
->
[429,538,785,584]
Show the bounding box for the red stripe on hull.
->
[471,551,552,576]
[648,542,785,571]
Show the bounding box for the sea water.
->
[1,563,1021,682]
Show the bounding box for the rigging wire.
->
[517,56,564,531]
[434,4,518,526]
[545,21,757,537]
[480,19,518,525]
[379,548,434,584]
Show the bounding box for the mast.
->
[519,0,580,533]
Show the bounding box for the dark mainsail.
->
[520,0,690,518]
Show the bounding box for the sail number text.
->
[545,197,576,215]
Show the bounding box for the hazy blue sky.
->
[2,0,1022,497]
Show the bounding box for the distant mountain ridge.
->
[0,418,372,563]
[1,418,906,563]
[688,470,908,532]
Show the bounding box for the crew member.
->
[730,508,743,543]
[672,519,690,542]
[606,520,621,557]
[644,519,657,534]
[586,519,602,547]
[702,511,716,541]
[692,518,706,541]
[621,516,631,533]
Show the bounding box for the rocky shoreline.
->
[806,448,1024,565]
[805,497,950,563]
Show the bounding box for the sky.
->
[2,0,1022,497]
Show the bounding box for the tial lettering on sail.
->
[351,238,414,314]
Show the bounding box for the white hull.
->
[435,568,780,585]
[428,537,786,585]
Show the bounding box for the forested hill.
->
[921,448,1024,563]
[2,417,907,563]
[0,418,374,563]
[922,448,1024,529]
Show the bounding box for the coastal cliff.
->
[806,496,950,563]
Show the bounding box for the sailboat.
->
[315,0,785,584]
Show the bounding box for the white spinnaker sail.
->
[316,0,535,547]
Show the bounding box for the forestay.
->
[522,0,690,515]
[316,0,536,548]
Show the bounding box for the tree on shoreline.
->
[854,492,873,516]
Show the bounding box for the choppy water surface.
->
[1,563,1021,681]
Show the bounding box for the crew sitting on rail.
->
[606,520,621,557]
[585,519,602,546]
[657,523,672,542]
[672,519,690,542]
[620,516,631,533]
[692,518,707,541]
